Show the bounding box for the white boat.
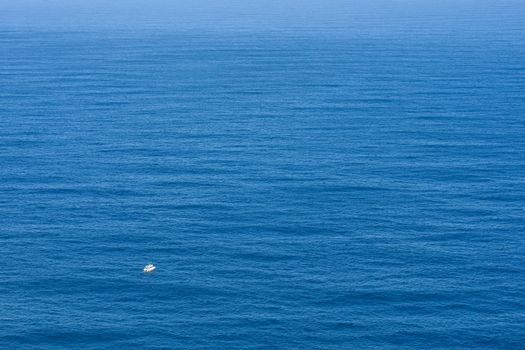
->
[143,263,156,273]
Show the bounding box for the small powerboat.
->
[143,263,156,273]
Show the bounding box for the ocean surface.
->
[1,1,525,349]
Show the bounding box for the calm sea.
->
[1,1,524,349]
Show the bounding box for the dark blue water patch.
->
[1,5,525,349]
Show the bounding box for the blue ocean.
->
[1,1,524,349]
